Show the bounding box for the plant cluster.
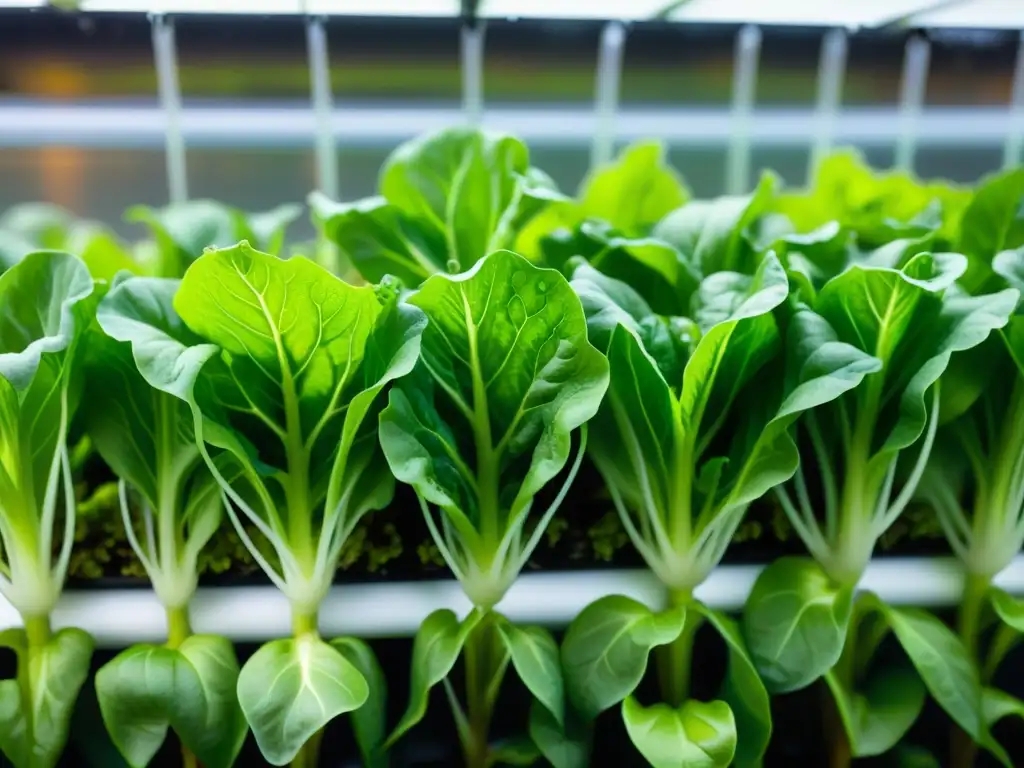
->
[0,127,1022,768]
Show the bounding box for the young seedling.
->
[0,251,96,768]
[377,249,609,767]
[95,241,425,768]
[559,252,874,767]
[88,276,248,768]
[741,251,1017,767]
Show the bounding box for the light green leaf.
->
[0,203,73,249]
[883,604,984,742]
[528,700,591,768]
[380,127,554,271]
[561,595,686,721]
[497,623,564,726]
[385,608,482,748]
[331,637,387,768]
[990,587,1024,632]
[310,193,447,286]
[654,171,776,275]
[96,636,245,768]
[957,168,1024,291]
[578,141,689,235]
[237,636,369,766]
[825,658,926,757]
[742,557,854,694]
[621,695,736,768]
[0,628,95,768]
[127,200,300,277]
[694,604,771,767]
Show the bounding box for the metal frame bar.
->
[726,24,762,194]
[591,21,628,169]
[895,32,932,172]
[1005,30,1024,169]
[306,14,338,199]
[808,28,849,184]
[2,555,1021,646]
[150,13,187,203]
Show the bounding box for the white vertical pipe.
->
[151,13,187,204]
[306,15,338,199]
[727,24,761,195]
[895,33,931,174]
[591,21,627,170]
[808,27,848,185]
[1003,31,1024,170]
[461,21,486,126]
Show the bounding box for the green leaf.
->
[0,628,95,768]
[883,604,984,742]
[96,635,246,768]
[621,695,736,768]
[956,168,1024,291]
[237,635,369,766]
[528,700,592,768]
[742,557,854,694]
[694,604,771,766]
[497,622,564,726]
[654,171,776,275]
[825,657,926,757]
[577,141,689,235]
[489,736,541,766]
[561,595,686,720]
[547,220,699,316]
[983,687,1024,726]
[990,587,1024,632]
[379,127,557,272]
[379,249,608,607]
[331,637,387,768]
[309,194,447,286]
[0,203,74,249]
[127,200,300,277]
[385,608,482,748]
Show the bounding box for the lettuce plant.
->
[741,251,1017,766]
[0,251,96,768]
[558,252,875,767]
[377,249,608,767]
[86,276,247,768]
[922,168,1024,766]
[310,126,564,286]
[94,241,425,767]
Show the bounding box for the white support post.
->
[1004,30,1024,170]
[306,15,338,200]
[151,13,187,204]
[591,21,627,170]
[808,27,848,186]
[726,24,761,196]
[895,33,931,174]
[461,20,486,126]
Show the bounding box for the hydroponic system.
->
[1,1,1024,767]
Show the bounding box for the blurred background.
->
[0,1,1022,240]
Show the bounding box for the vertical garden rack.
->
[1,0,1024,646]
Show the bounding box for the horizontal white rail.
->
[0,102,1018,149]
[0,556,1021,646]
